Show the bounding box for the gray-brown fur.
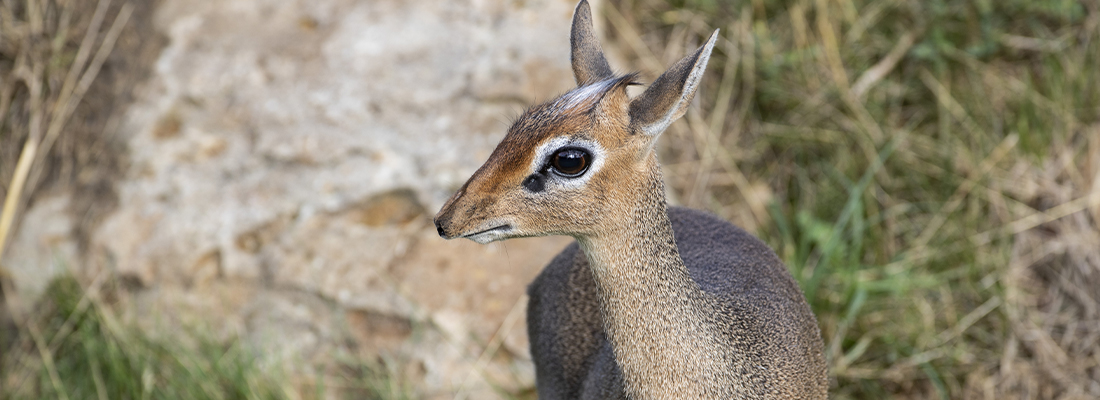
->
[435,1,827,398]
[570,0,614,86]
[527,178,829,398]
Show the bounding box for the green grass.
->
[1,276,292,400]
[612,0,1099,397]
[0,274,420,400]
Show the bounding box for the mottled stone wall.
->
[6,0,594,397]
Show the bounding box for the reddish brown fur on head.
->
[434,0,717,244]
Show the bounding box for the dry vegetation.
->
[610,0,1100,398]
[0,0,154,255]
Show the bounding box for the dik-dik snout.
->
[434,177,515,244]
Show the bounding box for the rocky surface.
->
[2,193,79,305]
[6,0,590,397]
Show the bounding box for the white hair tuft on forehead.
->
[552,78,619,113]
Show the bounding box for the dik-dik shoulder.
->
[528,207,827,399]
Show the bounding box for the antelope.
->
[433,1,828,398]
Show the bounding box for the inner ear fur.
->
[629,30,719,138]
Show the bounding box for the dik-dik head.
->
[435,0,716,243]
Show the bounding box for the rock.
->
[1,194,79,304]
[85,0,586,397]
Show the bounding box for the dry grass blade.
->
[0,139,37,261]
[912,134,1019,250]
[0,73,15,137]
[999,33,1069,53]
[55,0,113,117]
[919,68,986,138]
[46,271,106,351]
[0,61,44,262]
[40,1,133,164]
[850,31,916,99]
[25,2,134,234]
[0,0,131,262]
[973,190,1100,247]
[814,0,850,91]
[26,317,71,400]
[933,296,1001,347]
[602,1,664,73]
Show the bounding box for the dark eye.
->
[551,148,591,177]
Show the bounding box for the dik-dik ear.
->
[629,30,719,138]
[571,0,614,86]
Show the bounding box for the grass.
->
[0,275,416,399]
[610,0,1100,398]
[1,275,292,400]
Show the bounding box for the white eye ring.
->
[529,137,606,190]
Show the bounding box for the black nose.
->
[434,219,446,238]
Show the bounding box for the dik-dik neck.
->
[576,162,728,399]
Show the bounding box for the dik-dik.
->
[434,1,828,398]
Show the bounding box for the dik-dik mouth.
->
[461,224,513,243]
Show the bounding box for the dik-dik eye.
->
[551,148,591,177]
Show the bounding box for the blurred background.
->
[1,0,1097,398]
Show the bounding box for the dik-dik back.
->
[527,207,827,399]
